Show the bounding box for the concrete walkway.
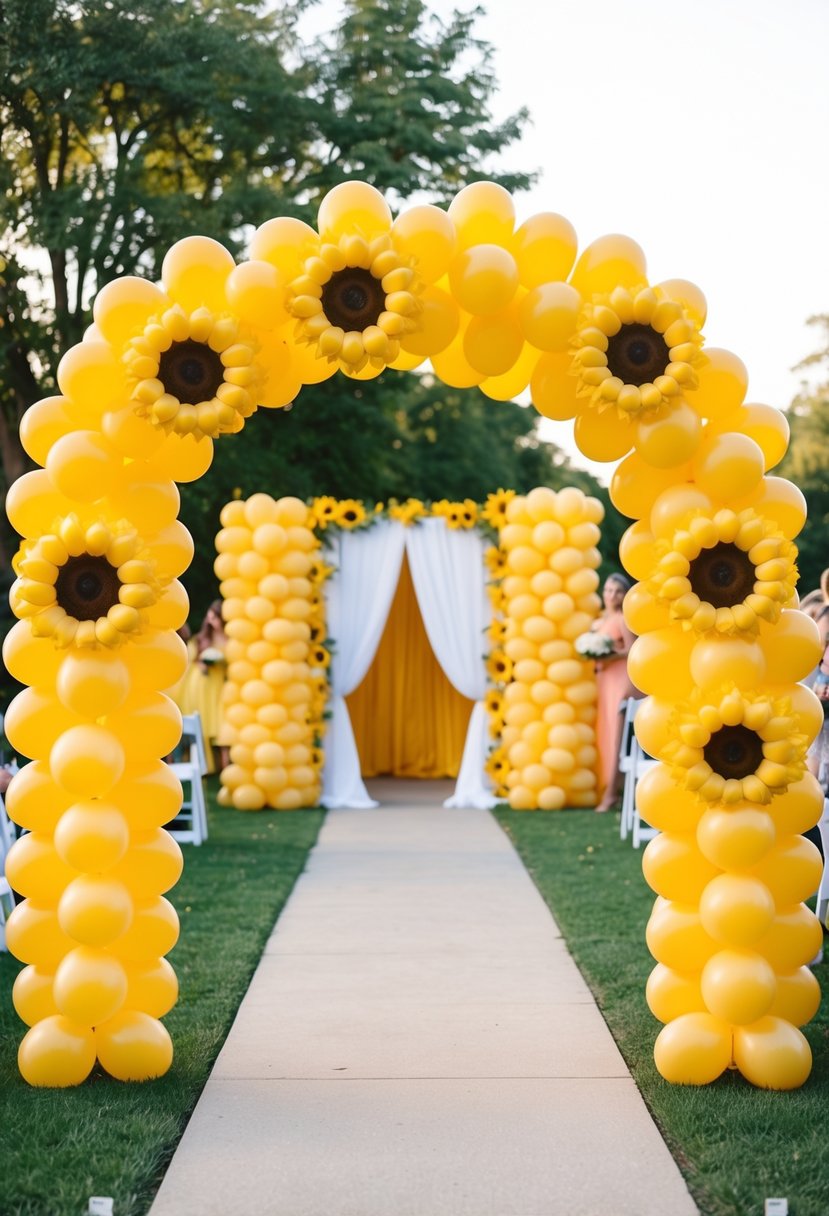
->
[150,780,698,1216]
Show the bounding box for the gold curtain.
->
[347,555,473,778]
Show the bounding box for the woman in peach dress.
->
[592,573,638,813]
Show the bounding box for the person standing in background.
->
[187,601,230,773]
[592,572,638,813]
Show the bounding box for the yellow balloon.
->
[768,968,821,1027]
[707,403,789,472]
[756,903,822,970]
[147,431,215,483]
[696,807,776,871]
[114,895,179,962]
[54,800,130,871]
[93,275,165,347]
[109,761,183,831]
[464,309,523,377]
[109,829,184,898]
[400,285,459,357]
[51,724,126,797]
[478,343,540,401]
[646,964,704,1023]
[391,204,456,283]
[6,901,75,967]
[126,629,188,692]
[4,688,79,760]
[760,609,821,684]
[618,521,659,581]
[3,619,62,688]
[529,351,581,421]
[646,901,719,971]
[4,761,73,834]
[519,282,580,351]
[653,1012,732,1085]
[693,431,765,503]
[448,244,519,316]
[700,948,776,1024]
[4,833,76,903]
[654,278,707,329]
[733,475,806,540]
[627,629,695,698]
[6,469,76,538]
[225,259,288,328]
[18,1015,97,1087]
[19,395,76,466]
[160,235,235,313]
[569,234,647,296]
[649,484,713,538]
[430,322,485,388]
[689,636,765,693]
[95,1009,173,1081]
[751,836,823,907]
[699,874,775,947]
[46,430,121,502]
[13,965,59,1027]
[101,403,166,459]
[125,958,179,1019]
[317,180,392,241]
[106,462,180,531]
[447,181,515,248]
[53,946,128,1025]
[105,692,182,763]
[249,216,317,275]
[573,407,634,462]
[56,341,128,415]
[56,651,131,717]
[512,212,578,289]
[642,833,719,903]
[58,874,134,947]
[769,773,823,836]
[623,583,671,633]
[634,401,702,469]
[631,699,672,758]
[732,1016,811,1090]
[609,454,692,522]
[686,347,747,422]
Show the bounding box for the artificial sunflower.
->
[389,498,426,526]
[311,497,339,530]
[486,650,513,684]
[659,685,807,805]
[488,617,508,646]
[287,232,421,375]
[431,500,451,519]
[484,546,507,579]
[643,506,798,636]
[311,644,331,669]
[126,303,262,441]
[487,583,506,613]
[10,514,160,649]
[308,557,336,586]
[485,688,503,717]
[484,746,510,793]
[572,284,703,419]
[481,489,516,530]
[334,500,367,529]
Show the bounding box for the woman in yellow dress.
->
[184,601,229,774]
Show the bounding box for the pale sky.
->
[300,0,829,481]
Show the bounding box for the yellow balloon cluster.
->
[4,472,189,1086]
[487,487,604,810]
[215,495,326,811]
[618,436,821,1088]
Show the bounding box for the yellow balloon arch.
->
[3,180,824,1091]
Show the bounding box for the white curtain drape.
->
[405,518,495,808]
[320,520,406,808]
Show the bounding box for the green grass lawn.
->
[495,806,829,1216]
[0,782,323,1216]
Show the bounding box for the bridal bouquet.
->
[199,647,225,665]
[574,632,615,660]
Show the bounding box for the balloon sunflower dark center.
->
[322,268,385,330]
[56,556,121,621]
[605,323,670,385]
[688,542,755,608]
[158,339,225,404]
[703,725,764,780]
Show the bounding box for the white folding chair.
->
[618,698,639,840]
[167,712,209,846]
[815,798,829,928]
[0,792,17,952]
[630,734,660,848]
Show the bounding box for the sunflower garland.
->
[659,686,807,805]
[481,489,516,530]
[10,514,160,649]
[642,507,798,635]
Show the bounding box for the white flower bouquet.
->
[199,647,225,665]
[574,632,615,660]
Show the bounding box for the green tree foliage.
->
[777,314,829,595]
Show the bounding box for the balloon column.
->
[215,494,326,811]
[485,487,604,810]
[3,177,821,1089]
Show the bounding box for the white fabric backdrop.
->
[320,521,406,808]
[405,518,496,809]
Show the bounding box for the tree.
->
[0,0,536,567]
[776,314,829,595]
